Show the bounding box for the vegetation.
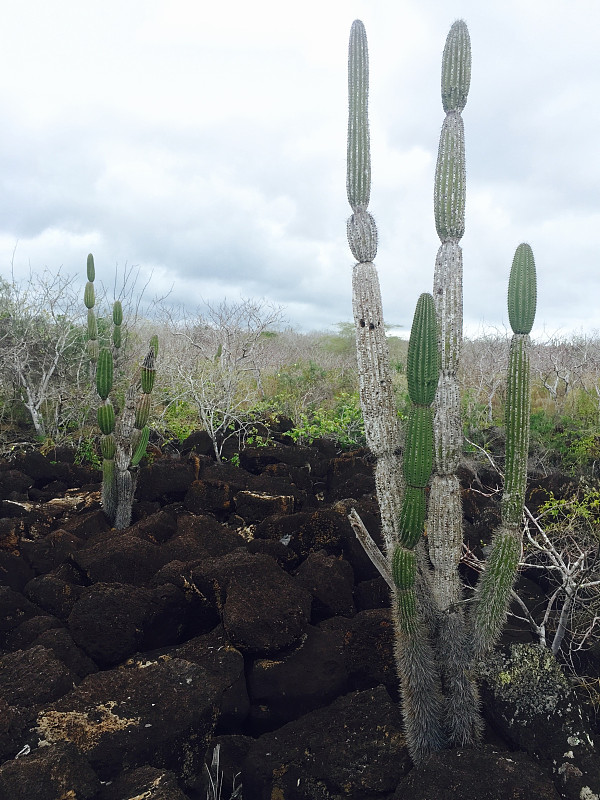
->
[0,276,598,475]
[0,20,598,782]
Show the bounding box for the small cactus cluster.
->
[85,254,158,529]
[346,19,536,763]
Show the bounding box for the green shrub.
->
[74,436,102,470]
[530,408,600,475]
[158,399,198,444]
[287,391,365,449]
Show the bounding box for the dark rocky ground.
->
[0,428,598,800]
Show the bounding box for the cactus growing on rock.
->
[84,254,157,529]
[346,19,536,763]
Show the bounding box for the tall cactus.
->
[347,19,537,763]
[392,293,446,762]
[426,20,483,749]
[429,17,469,625]
[470,244,536,656]
[85,254,157,529]
[347,19,403,554]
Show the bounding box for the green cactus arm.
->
[84,282,95,310]
[96,349,114,400]
[508,243,537,335]
[398,486,426,549]
[403,406,434,488]
[407,293,439,406]
[392,547,417,591]
[97,400,115,435]
[470,246,536,657]
[131,425,150,467]
[140,347,156,394]
[112,300,123,327]
[87,308,98,341]
[87,253,95,282]
[100,434,116,460]
[134,393,151,429]
[441,20,471,113]
[434,114,466,242]
[502,334,531,526]
[347,19,370,211]
[470,526,522,657]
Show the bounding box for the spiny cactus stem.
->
[395,614,447,764]
[347,19,371,211]
[441,20,471,113]
[502,334,531,526]
[470,525,522,658]
[352,263,400,458]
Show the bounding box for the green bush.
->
[157,399,198,444]
[74,436,102,470]
[530,408,600,475]
[286,391,365,449]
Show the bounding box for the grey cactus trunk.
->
[428,20,482,748]
[347,20,447,762]
[347,20,403,553]
[346,19,536,764]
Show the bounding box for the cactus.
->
[391,293,446,761]
[425,19,484,749]
[347,19,536,764]
[112,300,123,349]
[84,253,158,529]
[470,244,536,656]
[347,19,403,555]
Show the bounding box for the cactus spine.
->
[470,244,536,655]
[85,253,157,529]
[347,19,403,554]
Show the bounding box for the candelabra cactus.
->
[346,19,537,764]
[85,254,157,529]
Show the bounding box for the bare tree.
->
[531,333,591,412]
[460,331,510,426]
[0,269,89,440]
[161,298,284,461]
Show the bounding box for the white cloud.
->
[0,0,598,336]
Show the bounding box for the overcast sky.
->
[0,0,598,338]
